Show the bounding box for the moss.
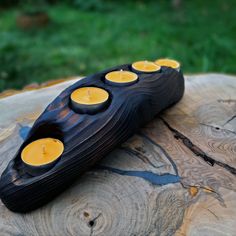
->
[0,0,236,91]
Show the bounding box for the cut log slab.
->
[0,74,235,236]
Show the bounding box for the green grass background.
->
[0,0,236,91]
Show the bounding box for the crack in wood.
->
[180,183,219,196]
[89,213,101,236]
[98,166,180,186]
[160,117,236,176]
[138,132,179,176]
[205,208,219,220]
[120,146,167,169]
[217,99,236,104]
[223,115,236,126]
[200,123,236,135]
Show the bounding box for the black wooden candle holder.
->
[0,63,184,212]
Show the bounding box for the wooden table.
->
[0,74,235,236]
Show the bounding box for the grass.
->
[0,0,236,91]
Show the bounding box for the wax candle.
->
[21,138,64,176]
[105,70,138,86]
[155,58,180,71]
[131,60,161,73]
[70,87,109,114]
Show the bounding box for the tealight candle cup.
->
[131,60,161,74]
[70,87,109,114]
[105,70,138,87]
[155,58,181,72]
[23,160,59,176]
[21,138,64,176]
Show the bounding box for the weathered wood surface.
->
[0,74,235,236]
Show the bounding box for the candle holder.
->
[0,63,185,212]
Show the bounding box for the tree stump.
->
[0,74,235,236]
[17,11,50,30]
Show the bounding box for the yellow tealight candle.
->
[21,138,64,175]
[70,87,109,114]
[105,70,138,86]
[155,58,180,71]
[132,60,161,73]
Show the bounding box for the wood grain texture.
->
[0,73,235,236]
[0,64,184,212]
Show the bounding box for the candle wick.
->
[87,89,91,100]
[119,70,123,80]
[144,60,148,68]
[42,144,46,155]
